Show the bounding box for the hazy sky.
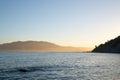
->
[0,0,120,48]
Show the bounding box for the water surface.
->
[0,52,120,80]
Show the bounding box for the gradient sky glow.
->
[0,0,120,48]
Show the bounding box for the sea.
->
[0,52,120,80]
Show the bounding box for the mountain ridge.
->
[0,41,90,52]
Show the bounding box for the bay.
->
[0,52,120,80]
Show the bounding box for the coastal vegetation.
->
[92,36,120,53]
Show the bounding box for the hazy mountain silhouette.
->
[0,41,90,52]
[92,36,120,53]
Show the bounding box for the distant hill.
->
[0,41,90,52]
[92,36,120,53]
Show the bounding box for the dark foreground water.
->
[0,52,120,80]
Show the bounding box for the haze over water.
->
[0,52,120,80]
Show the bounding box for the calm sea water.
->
[0,52,120,80]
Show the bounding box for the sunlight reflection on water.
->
[0,52,120,80]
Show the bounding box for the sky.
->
[0,0,120,48]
